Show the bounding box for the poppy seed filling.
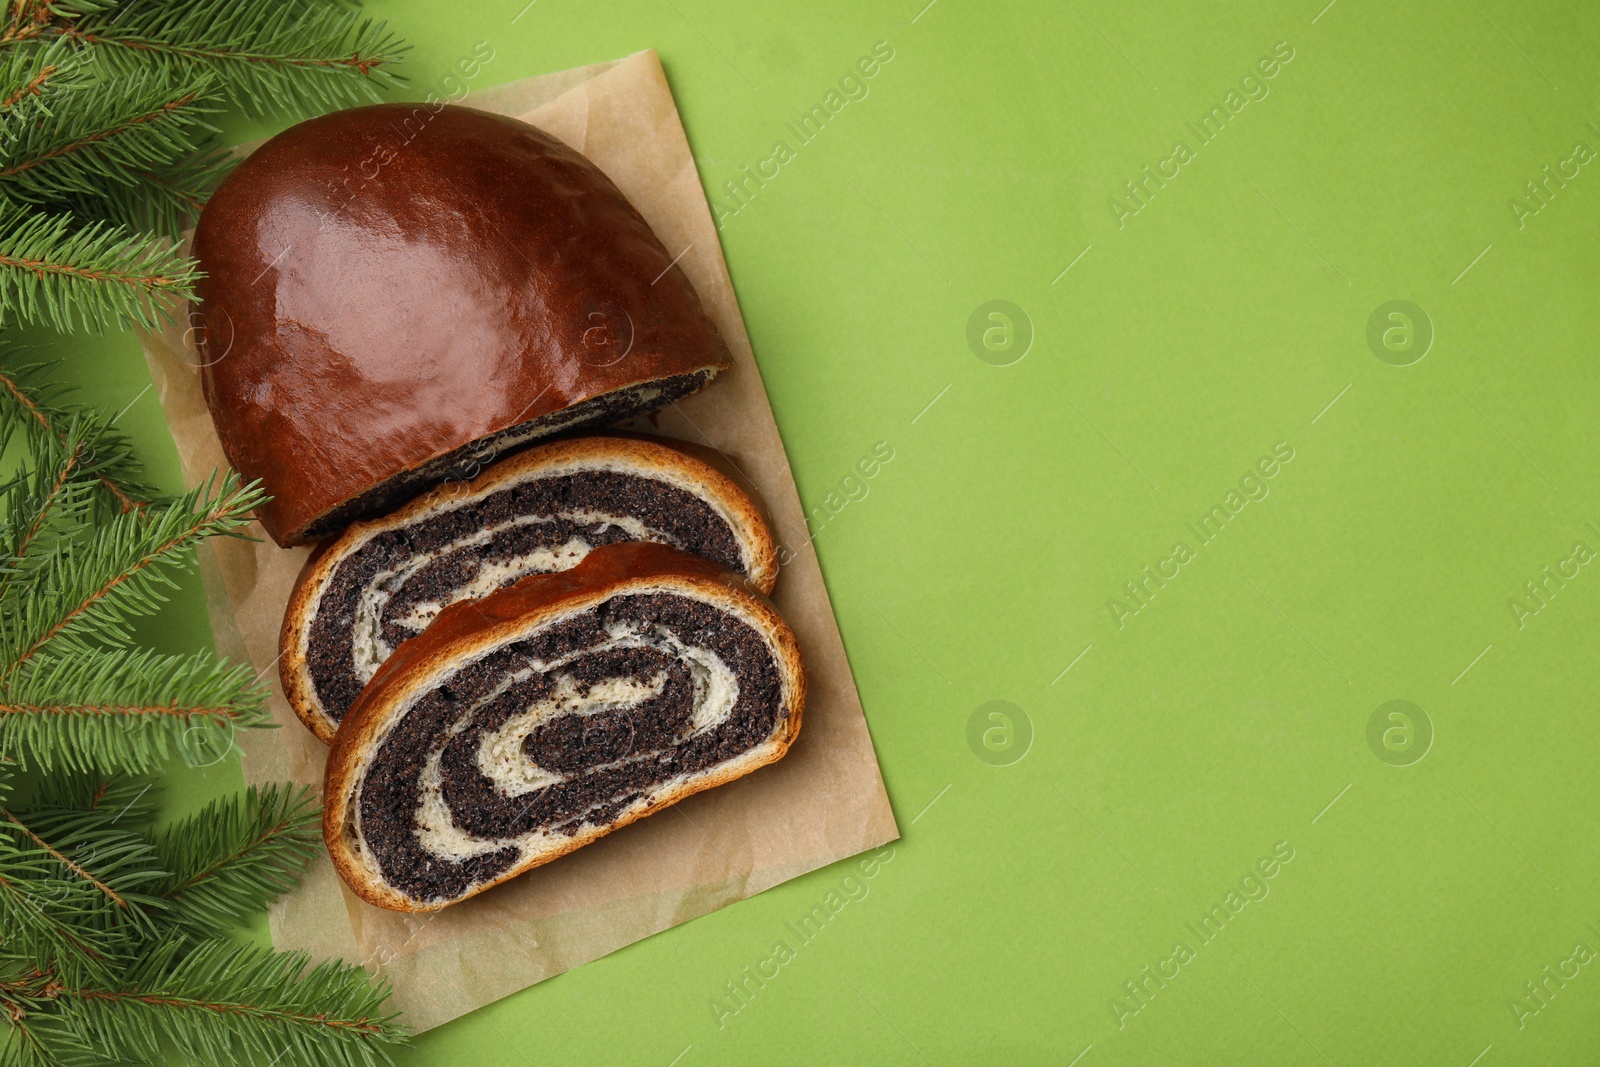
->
[348,592,786,904]
[304,467,746,728]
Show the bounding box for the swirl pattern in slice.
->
[323,543,804,912]
[282,435,777,742]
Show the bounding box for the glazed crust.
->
[194,103,732,546]
[321,542,806,912]
[279,433,780,744]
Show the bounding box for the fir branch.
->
[156,784,320,933]
[15,444,79,553]
[0,64,49,108]
[0,800,167,935]
[0,648,268,774]
[0,61,222,205]
[0,830,120,986]
[0,967,62,1067]
[0,33,76,129]
[0,360,151,512]
[2,811,128,908]
[0,473,262,673]
[0,405,114,550]
[0,53,55,115]
[0,202,199,332]
[0,2,105,47]
[28,774,156,824]
[6,1,52,29]
[31,938,406,1067]
[57,146,233,241]
[0,423,107,567]
[0,418,98,575]
[5,2,116,32]
[47,1,409,120]
[0,371,273,778]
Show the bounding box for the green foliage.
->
[0,769,408,1066]
[2,790,170,938]
[0,804,126,987]
[29,774,159,825]
[58,148,234,243]
[0,359,147,507]
[24,939,403,1067]
[0,360,270,774]
[0,472,263,662]
[0,0,407,332]
[156,784,322,934]
[0,366,409,1066]
[0,648,270,775]
[0,202,200,331]
[0,63,223,208]
[0,38,80,132]
[41,0,410,120]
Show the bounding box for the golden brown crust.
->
[279,434,779,744]
[321,542,804,912]
[194,103,733,547]
[278,537,343,744]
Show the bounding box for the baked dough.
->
[322,542,805,912]
[280,434,777,743]
[193,104,732,545]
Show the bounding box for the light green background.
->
[46,0,1600,1062]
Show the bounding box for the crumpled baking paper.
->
[137,49,898,1032]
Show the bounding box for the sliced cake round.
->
[323,542,805,912]
[282,435,778,744]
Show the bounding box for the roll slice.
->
[282,435,778,744]
[323,542,805,912]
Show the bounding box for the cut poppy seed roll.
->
[322,542,805,912]
[193,103,734,547]
[281,435,778,744]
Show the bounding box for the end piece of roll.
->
[281,434,778,744]
[193,104,733,546]
[323,541,805,912]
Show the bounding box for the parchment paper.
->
[137,50,898,1033]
